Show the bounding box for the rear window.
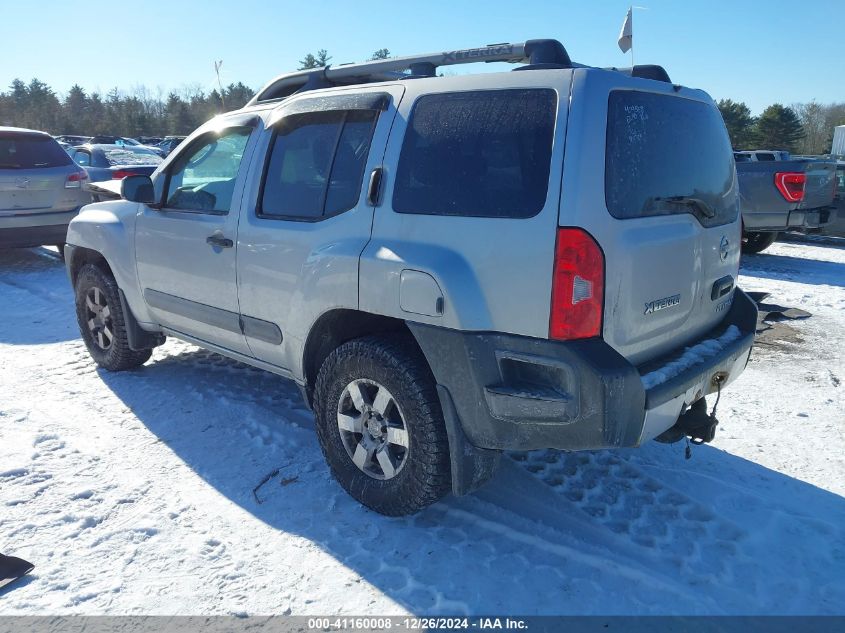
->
[101,147,162,167]
[605,91,737,228]
[0,133,72,169]
[393,89,557,218]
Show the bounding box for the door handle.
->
[367,167,383,206]
[711,275,734,300]
[206,234,234,248]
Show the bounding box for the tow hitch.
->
[655,373,726,456]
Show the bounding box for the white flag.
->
[618,7,633,53]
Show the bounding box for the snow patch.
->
[641,325,743,390]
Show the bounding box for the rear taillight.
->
[774,172,806,202]
[65,170,88,188]
[111,170,138,180]
[549,228,604,340]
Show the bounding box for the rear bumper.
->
[409,289,757,452]
[0,209,80,248]
[788,206,835,230]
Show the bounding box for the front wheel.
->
[313,335,451,516]
[74,264,152,371]
[741,231,778,254]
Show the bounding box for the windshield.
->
[102,147,163,167]
[0,132,73,169]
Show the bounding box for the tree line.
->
[717,99,843,154]
[0,49,391,137]
[1,47,842,154]
[0,78,256,137]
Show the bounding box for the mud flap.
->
[436,385,501,496]
[0,554,34,591]
[118,289,166,351]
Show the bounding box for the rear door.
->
[0,132,78,215]
[561,71,741,365]
[235,85,405,371]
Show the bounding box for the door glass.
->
[393,89,556,218]
[165,127,252,213]
[260,109,378,219]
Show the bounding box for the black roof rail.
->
[248,39,573,105]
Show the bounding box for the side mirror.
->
[121,175,156,204]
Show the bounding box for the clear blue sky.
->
[3,0,842,114]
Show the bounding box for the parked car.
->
[87,135,165,157]
[54,134,92,146]
[737,157,838,252]
[157,136,186,157]
[64,39,757,515]
[137,136,163,146]
[69,144,163,182]
[0,127,90,250]
[733,149,791,162]
[87,135,141,146]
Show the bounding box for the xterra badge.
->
[644,294,681,315]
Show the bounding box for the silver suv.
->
[64,40,757,515]
[1,127,90,249]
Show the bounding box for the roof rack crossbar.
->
[249,39,572,105]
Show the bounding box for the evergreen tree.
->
[165,93,194,135]
[62,85,88,134]
[298,49,331,69]
[717,99,756,149]
[754,104,804,152]
[223,82,255,110]
[369,48,391,60]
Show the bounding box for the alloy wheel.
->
[85,286,113,350]
[336,379,410,480]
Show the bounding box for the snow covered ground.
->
[0,241,843,615]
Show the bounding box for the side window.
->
[259,109,378,220]
[393,89,557,218]
[73,150,91,167]
[164,127,252,214]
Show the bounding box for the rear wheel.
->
[313,335,451,516]
[741,231,777,254]
[74,264,151,371]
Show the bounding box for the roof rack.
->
[248,39,573,105]
[603,64,672,84]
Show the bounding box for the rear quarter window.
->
[605,91,738,228]
[393,89,557,218]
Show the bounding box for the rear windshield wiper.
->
[648,195,716,219]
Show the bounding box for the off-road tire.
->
[74,263,152,371]
[313,334,451,516]
[741,231,778,254]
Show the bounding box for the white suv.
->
[64,40,757,515]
